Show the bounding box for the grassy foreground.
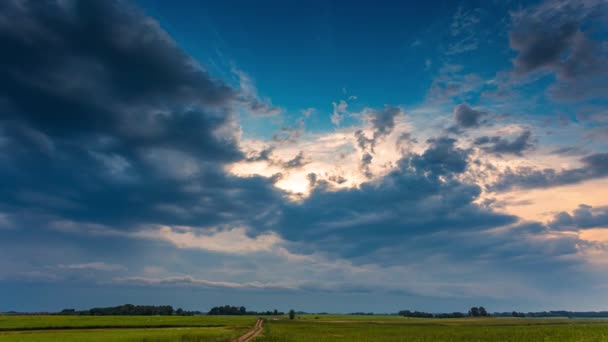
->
[0,327,243,342]
[0,315,255,331]
[3,315,608,341]
[254,316,608,341]
[0,315,254,342]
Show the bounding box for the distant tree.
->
[273,309,278,315]
[479,307,488,317]
[512,311,518,317]
[469,307,480,317]
[208,305,247,315]
[289,309,295,320]
[176,308,184,315]
[87,304,173,316]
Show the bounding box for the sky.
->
[0,0,608,313]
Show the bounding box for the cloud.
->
[272,120,305,143]
[426,64,487,103]
[509,0,608,101]
[490,152,608,191]
[411,137,469,175]
[301,108,316,118]
[360,152,373,178]
[283,152,307,169]
[354,106,403,152]
[331,100,349,126]
[57,262,126,272]
[136,225,283,255]
[112,275,296,290]
[446,7,481,55]
[245,147,275,162]
[271,137,517,259]
[453,103,486,128]
[474,130,534,155]
[0,0,292,236]
[233,68,282,117]
[0,0,242,160]
[549,204,608,231]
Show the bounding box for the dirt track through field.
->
[236,319,263,342]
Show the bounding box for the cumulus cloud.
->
[271,137,516,259]
[283,152,307,169]
[490,152,608,191]
[549,204,608,231]
[474,130,534,156]
[245,147,275,162]
[509,0,608,100]
[453,103,486,128]
[0,0,289,233]
[0,0,242,159]
[357,106,404,150]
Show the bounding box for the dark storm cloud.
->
[509,0,608,101]
[453,103,485,128]
[0,0,287,230]
[549,204,608,231]
[489,152,608,192]
[474,130,534,156]
[0,0,240,159]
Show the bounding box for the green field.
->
[254,316,608,341]
[0,316,254,342]
[3,315,608,341]
[0,327,243,342]
[0,315,255,331]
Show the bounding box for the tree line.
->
[56,304,291,317]
[493,311,608,318]
[398,306,488,318]
[37,305,608,318]
[207,305,285,316]
[58,304,201,316]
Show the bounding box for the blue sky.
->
[1,0,608,313]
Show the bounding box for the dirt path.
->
[236,319,263,342]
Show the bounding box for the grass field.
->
[3,315,608,341]
[254,316,608,341]
[0,315,255,331]
[0,316,254,342]
[0,327,244,342]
